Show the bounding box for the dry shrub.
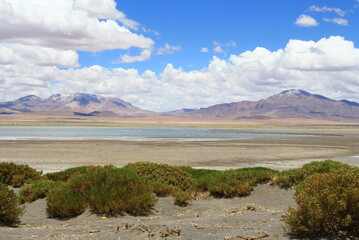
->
[125,162,194,192]
[203,167,278,197]
[277,160,350,188]
[0,162,41,187]
[0,183,24,226]
[19,179,62,203]
[285,167,359,238]
[46,167,156,219]
[46,183,87,219]
[151,182,176,197]
[43,165,101,182]
[173,190,192,206]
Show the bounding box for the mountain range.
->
[169,89,359,121]
[1,90,359,121]
[0,93,153,117]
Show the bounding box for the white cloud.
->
[200,47,209,53]
[0,64,63,101]
[281,36,359,71]
[295,14,319,27]
[214,41,236,47]
[142,26,160,36]
[213,46,225,53]
[0,43,79,67]
[209,41,237,54]
[308,6,346,17]
[0,0,154,51]
[116,49,152,63]
[2,36,359,111]
[156,43,181,55]
[323,18,349,26]
[72,0,139,30]
[115,43,181,64]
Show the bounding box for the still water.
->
[0,126,302,140]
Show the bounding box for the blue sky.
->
[81,0,359,73]
[1,0,359,111]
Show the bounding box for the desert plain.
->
[1,115,359,239]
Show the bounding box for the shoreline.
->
[0,129,359,172]
[1,126,358,240]
[21,155,359,174]
[1,127,358,173]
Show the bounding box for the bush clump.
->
[43,166,100,182]
[0,162,41,187]
[19,179,63,203]
[47,167,156,219]
[0,183,24,226]
[46,183,87,219]
[173,190,192,206]
[202,167,278,197]
[125,162,194,193]
[277,160,350,188]
[285,167,359,238]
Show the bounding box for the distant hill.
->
[0,93,155,117]
[2,90,359,121]
[166,89,359,121]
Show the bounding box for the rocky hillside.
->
[167,89,359,121]
[0,93,155,117]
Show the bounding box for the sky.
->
[1,0,359,111]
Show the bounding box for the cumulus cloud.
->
[0,43,79,67]
[115,43,181,64]
[2,36,359,111]
[295,14,319,27]
[72,0,139,30]
[281,36,359,71]
[308,6,346,17]
[211,41,236,54]
[0,0,154,51]
[156,43,181,55]
[61,65,157,95]
[323,18,349,25]
[116,49,152,63]
[213,46,225,53]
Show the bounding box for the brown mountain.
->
[0,93,155,117]
[167,89,359,121]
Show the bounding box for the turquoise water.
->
[0,126,301,139]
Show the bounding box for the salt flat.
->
[1,127,358,172]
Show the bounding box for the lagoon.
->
[0,126,303,140]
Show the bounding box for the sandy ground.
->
[1,184,296,240]
[0,128,359,172]
[1,112,359,126]
[1,127,359,239]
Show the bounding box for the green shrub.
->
[285,167,359,238]
[235,167,279,184]
[173,189,192,206]
[0,162,41,187]
[202,167,278,197]
[180,167,221,190]
[180,167,220,180]
[204,170,253,197]
[72,167,156,215]
[19,179,63,203]
[125,162,194,194]
[47,167,156,219]
[277,160,350,188]
[0,183,24,226]
[46,183,87,219]
[43,166,100,182]
[151,182,176,197]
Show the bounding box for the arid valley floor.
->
[1,115,359,239]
